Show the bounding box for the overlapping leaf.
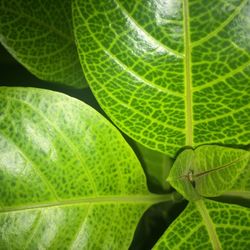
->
[167,145,250,201]
[0,0,86,88]
[153,199,250,249]
[135,142,173,192]
[0,88,173,249]
[73,0,250,157]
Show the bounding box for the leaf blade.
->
[0,87,172,249]
[73,0,250,156]
[167,145,250,200]
[153,199,250,249]
[0,0,86,88]
[133,142,173,192]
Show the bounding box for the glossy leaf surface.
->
[167,145,250,201]
[0,0,86,88]
[153,199,250,249]
[0,87,172,249]
[73,0,250,157]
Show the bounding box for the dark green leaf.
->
[73,0,250,157]
[0,0,86,88]
[134,142,173,192]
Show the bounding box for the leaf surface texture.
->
[153,199,250,249]
[0,87,170,249]
[0,0,86,88]
[73,0,250,156]
[167,145,250,200]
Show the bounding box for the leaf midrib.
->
[168,151,249,181]
[0,193,175,213]
[194,152,250,179]
[196,200,221,250]
[183,0,193,147]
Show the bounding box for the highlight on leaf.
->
[0,0,250,249]
[73,0,250,157]
[0,87,175,249]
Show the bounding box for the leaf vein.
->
[195,200,222,250]
[191,0,248,48]
[113,0,183,57]
[69,204,92,250]
[76,3,183,98]
[183,0,193,146]
[95,85,185,132]
[193,60,250,92]
[0,95,98,195]
[0,132,60,200]
[0,6,72,42]
[194,104,250,124]
[0,194,174,213]
[23,211,42,249]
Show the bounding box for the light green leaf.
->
[223,154,250,200]
[0,0,86,88]
[73,0,250,157]
[167,145,250,201]
[0,87,174,249]
[153,199,250,250]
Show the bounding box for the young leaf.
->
[0,0,86,88]
[73,0,250,157]
[167,145,250,201]
[0,87,174,249]
[153,199,250,249]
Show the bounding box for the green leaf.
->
[130,200,187,250]
[134,142,173,192]
[0,87,174,249]
[73,0,250,157]
[167,145,250,201]
[0,0,86,88]
[153,199,250,249]
[223,154,250,200]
